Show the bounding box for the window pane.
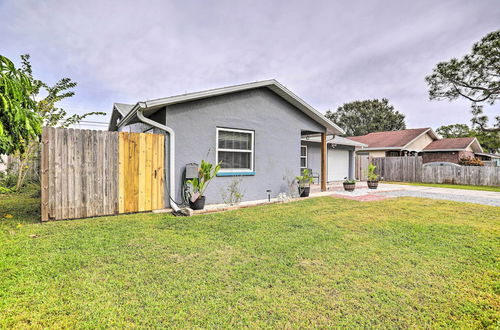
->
[301,146,307,156]
[219,151,251,169]
[219,130,252,150]
[300,158,306,168]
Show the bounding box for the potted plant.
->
[367,162,379,189]
[186,160,221,210]
[343,177,356,191]
[296,168,313,197]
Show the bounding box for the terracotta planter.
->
[189,196,206,210]
[343,182,356,192]
[299,186,310,197]
[367,180,379,189]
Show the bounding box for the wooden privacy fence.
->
[368,156,500,186]
[372,157,423,182]
[41,127,165,221]
[421,165,500,186]
[355,155,371,180]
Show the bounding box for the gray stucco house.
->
[108,80,353,209]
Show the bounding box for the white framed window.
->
[300,145,307,169]
[216,127,254,173]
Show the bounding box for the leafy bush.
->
[459,156,484,166]
[0,170,18,188]
[367,163,379,181]
[296,169,313,187]
[186,160,221,202]
[0,186,13,194]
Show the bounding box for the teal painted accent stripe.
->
[217,171,256,177]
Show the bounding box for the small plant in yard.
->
[367,162,380,189]
[220,177,244,206]
[343,177,356,191]
[283,171,299,198]
[296,168,313,197]
[186,160,221,210]
[277,192,290,203]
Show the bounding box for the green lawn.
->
[384,181,500,192]
[1,190,499,328]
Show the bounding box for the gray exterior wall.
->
[122,88,326,205]
[301,141,355,181]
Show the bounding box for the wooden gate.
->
[41,128,165,221]
[118,132,164,213]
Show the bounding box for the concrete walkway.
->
[318,182,500,207]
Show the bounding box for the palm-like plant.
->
[186,160,221,202]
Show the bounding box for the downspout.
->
[135,103,180,212]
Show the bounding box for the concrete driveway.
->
[314,182,500,207]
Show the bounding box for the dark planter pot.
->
[367,180,379,189]
[343,182,356,192]
[189,196,206,210]
[299,186,310,197]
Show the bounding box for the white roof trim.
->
[115,80,344,134]
[302,135,368,147]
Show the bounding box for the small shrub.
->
[220,177,244,206]
[283,171,299,198]
[459,156,484,166]
[367,163,379,181]
[0,170,18,189]
[0,186,13,194]
[343,177,356,184]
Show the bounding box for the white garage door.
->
[328,149,350,181]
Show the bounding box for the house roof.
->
[109,79,344,135]
[349,128,437,150]
[302,135,368,147]
[423,137,483,153]
[475,152,500,158]
[108,103,135,131]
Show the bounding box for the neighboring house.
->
[421,137,483,164]
[301,136,367,181]
[108,80,344,207]
[349,128,438,157]
[350,128,496,165]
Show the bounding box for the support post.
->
[321,132,327,191]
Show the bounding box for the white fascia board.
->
[142,79,345,135]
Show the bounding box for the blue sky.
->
[1,0,498,131]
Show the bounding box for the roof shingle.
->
[348,128,430,148]
[423,137,475,150]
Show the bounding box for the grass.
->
[1,190,499,328]
[384,181,500,192]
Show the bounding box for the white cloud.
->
[1,0,498,128]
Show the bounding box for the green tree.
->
[436,124,473,138]
[426,30,499,105]
[436,113,500,153]
[325,98,406,136]
[0,55,41,155]
[427,30,500,152]
[426,30,500,134]
[12,55,105,190]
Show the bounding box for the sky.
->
[1,0,499,131]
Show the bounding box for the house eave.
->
[113,80,345,135]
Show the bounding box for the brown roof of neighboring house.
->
[349,128,431,148]
[423,137,476,150]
